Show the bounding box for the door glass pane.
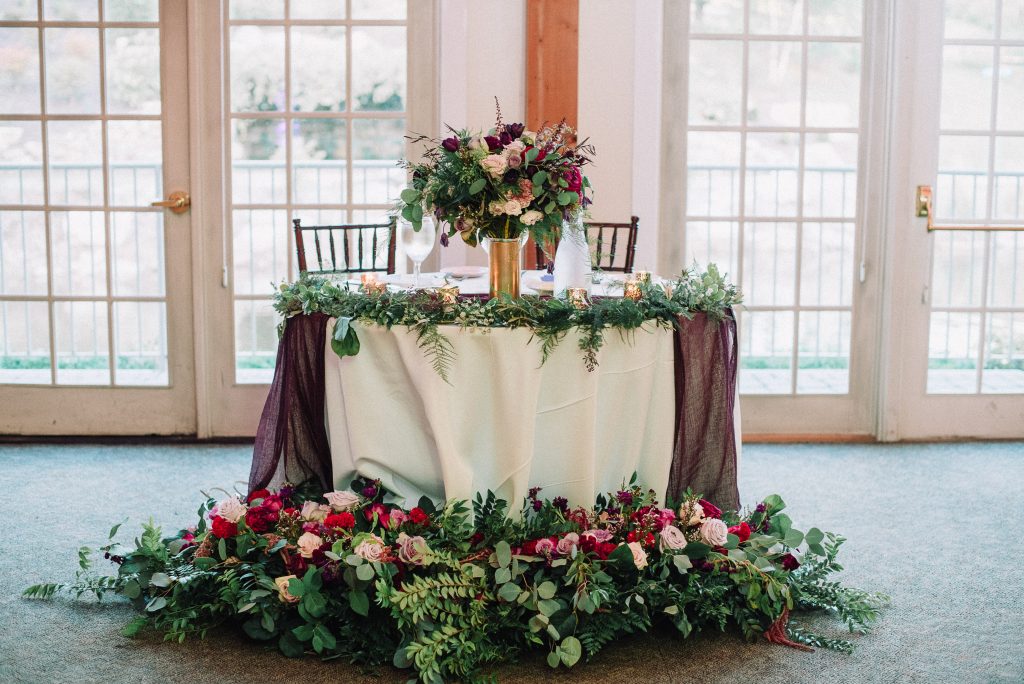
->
[927,3,1024,394]
[0,11,169,388]
[227,5,408,382]
[0,28,40,114]
[683,0,866,395]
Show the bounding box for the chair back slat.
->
[293,218,397,276]
[532,216,640,273]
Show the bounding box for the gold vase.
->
[487,238,521,299]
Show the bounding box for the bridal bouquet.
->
[398,104,594,247]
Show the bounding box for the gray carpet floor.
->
[1,442,1022,683]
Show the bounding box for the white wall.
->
[435,0,663,271]
[437,0,527,268]
[578,0,663,273]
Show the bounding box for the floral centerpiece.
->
[26,474,885,683]
[398,102,594,297]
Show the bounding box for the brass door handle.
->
[916,185,1024,231]
[151,191,190,214]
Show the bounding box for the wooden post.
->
[525,0,579,268]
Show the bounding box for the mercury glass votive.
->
[361,274,386,295]
[439,285,459,304]
[566,287,590,310]
[624,278,642,302]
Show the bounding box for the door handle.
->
[151,191,190,214]
[916,185,1024,231]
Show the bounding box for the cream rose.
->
[300,500,330,522]
[297,532,323,558]
[274,575,300,604]
[520,210,544,226]
[480,154,508,178]
[215,496,247,524]
[324,490,361,512]
[626,541,648,570]
[354,534,387,562]
[679,500,705,527]
[659,525,688,551]
[699,518,728,546]
[502,199,523,216]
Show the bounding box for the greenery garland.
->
[24,475,887,683]
[273,265,742,381]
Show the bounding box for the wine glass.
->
[399,216,437,288]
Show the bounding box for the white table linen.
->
[324,318,676,508]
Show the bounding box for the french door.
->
[668,0,888,436]
[0,0,195,434]
[884,0,1024,438]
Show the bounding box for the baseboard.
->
[742,433,877,443]
[0,434,255,445]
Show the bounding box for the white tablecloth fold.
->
[324,321,676,508]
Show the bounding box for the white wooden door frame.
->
[0,0,196,435]
[187,0,439,437]
[879,0,1024,440]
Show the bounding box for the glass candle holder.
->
[361,274,387,295]
[566,287,590,310]
[634,270,652,285]
[438,285,459,305]
[624,278,642,302]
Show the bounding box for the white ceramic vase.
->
[553,215,591,298]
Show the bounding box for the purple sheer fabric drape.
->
[248,313,333,493]
[250,312,740,510]
[666,311,740,510]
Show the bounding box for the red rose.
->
[262,494,283,512]
[699,499,722,519]
[780,553,800,571]
[521,539,539,556]
[596,542,618,560]
[523,145,546,164]
[643,532,656,548]
[210,515,238,539]
[728,521,751,543]
[324,512,355,530]
[247,488,270,503]
[409,507,430,526]
[626,530,639,543]
[285,552,308,576]
[469,532,484,546]
[580,536,597,553]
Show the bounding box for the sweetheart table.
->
[249,272,742,509]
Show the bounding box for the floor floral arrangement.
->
[25,476,887,683]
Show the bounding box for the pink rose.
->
[582,529,614,543]
[659,525,688,550]
[396,533,430,566]
[354,534,387,562]
[388,508,407,529]
[297,532,323,558]
[534,538,556,556]
[557,533,579,555]
[626,541,648,569]
[699,518,728,546]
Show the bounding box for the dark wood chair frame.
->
[534,216,640,273]
[293,218,397,275]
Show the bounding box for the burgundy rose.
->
[285,553,308,576]
[780,553,800,571]
[441,137,460,152]
[595,542,617,560]
[522,539,539,556]
[563,166,583,193]
[362,485,378,498]
[505,122,525,139]
[580,536,597,553]
[499,131,512,146]
[484,135,501,151]
[469,532,484,546]
[615,490,634,506]
[552,496,568,513]
[699,499,722,519]
[210,516,238,539]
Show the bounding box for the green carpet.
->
[1,442,1022,683]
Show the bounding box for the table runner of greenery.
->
[273,265,742,381]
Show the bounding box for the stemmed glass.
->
[399,216,437,288]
